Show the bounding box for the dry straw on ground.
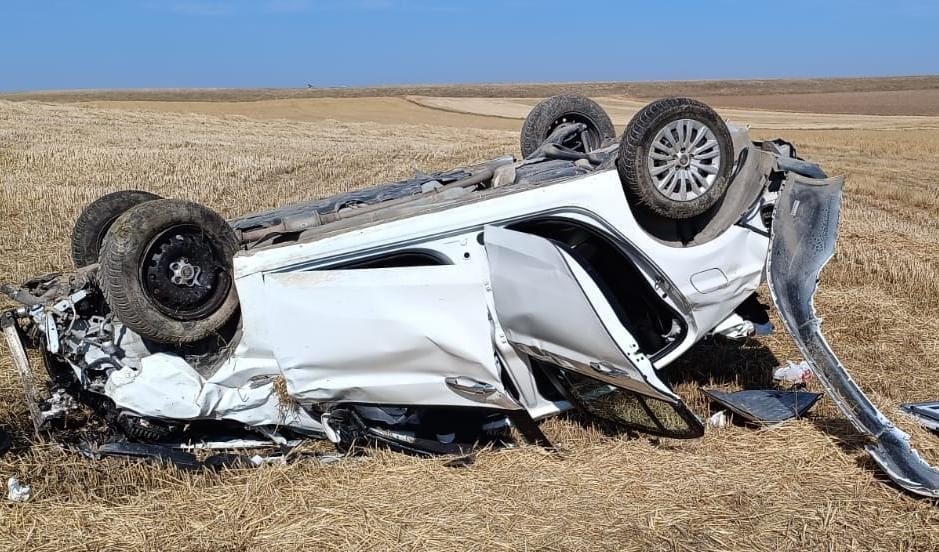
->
[0,95,938,551]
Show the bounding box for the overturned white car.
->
[3,96,938,496]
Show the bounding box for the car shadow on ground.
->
[662,335,780,392]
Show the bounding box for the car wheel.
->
[520,94,616,158]
[98,199,239,344]
[71,190,163,268]
[617,98,734,220]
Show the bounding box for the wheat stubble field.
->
[1,78,939,550]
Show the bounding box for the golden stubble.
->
[0,97,937,551]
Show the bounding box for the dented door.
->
[235,265,520,411]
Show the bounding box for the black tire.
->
[99,199,239,344]
[617,98,734,220]
[520,94,616,158]
[71,190,163,268]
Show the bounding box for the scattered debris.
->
[0,429,10,456]
[6,476,32,502]
[773,361,814,386]
[703,389,822,424]
[769,174,939,498]
[40,388,79,424]
[77,439,349,470]
[900,402,939,432]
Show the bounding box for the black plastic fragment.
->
[203,452,257,470]
[95,442,202,470]
[703,389,822,424]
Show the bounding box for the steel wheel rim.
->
[139,225,230,321]
[646,118,722,202]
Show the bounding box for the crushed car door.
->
[484,225,703,437]
[234,264,521,411]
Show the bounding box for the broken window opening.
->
[535,361,703,439]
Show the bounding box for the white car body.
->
[101,124,774,439]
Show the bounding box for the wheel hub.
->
[646,118,723,202]
[169,258,203,288]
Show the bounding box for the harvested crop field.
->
[1,82,939,550]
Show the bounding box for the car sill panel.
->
[767,174,939,498]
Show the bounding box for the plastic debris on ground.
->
[7,476,31,502]
[708,410,729,428]
[773,360,813,386]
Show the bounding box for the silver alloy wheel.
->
[646,119,722,202]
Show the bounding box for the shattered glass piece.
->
[702,389,822,424]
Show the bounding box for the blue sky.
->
[1,0,938,92]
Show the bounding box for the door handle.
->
[445,376,496,396]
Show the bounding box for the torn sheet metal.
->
[768,173,939,498]
[237,265,519,411]
[703,389,821,424]
[483,225,678,403]
[105,352,321,430]
[901,402,939,432]
[1,314,42,436]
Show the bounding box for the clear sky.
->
[2,0,938,92]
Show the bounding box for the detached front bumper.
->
[768,174,939,498]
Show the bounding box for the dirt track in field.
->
[29,81,938,132]
[2,79,939,551]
